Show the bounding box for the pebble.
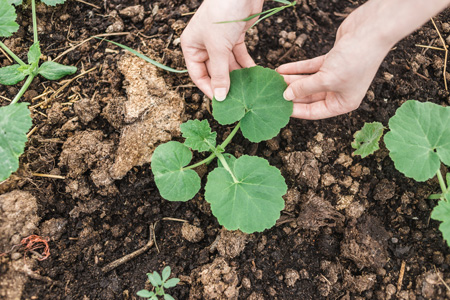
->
[11,252,22,260]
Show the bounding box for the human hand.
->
[277,4,394,119]
[181,0,263,100]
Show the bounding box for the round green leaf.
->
[0,103,32,181]
[151,141,201,202]
[212,66,292,143]
[0,0,19,37]
[164,294,175,300]
[41,0,66,6]
[161,266,171,282]
[205,155,287,233]
[431,200,450,246]
[384,100,450,181]
[0,64,26,85]
[137,290,155,298]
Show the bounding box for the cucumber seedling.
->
[0,0,77,181]
[137,266,180,300]
[151,66,293,233]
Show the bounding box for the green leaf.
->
[0,0,19,37]
[431,200,450,246]
[147,273,159,287]
[205,155,287,233]
[164,295,175,300]
[217,153,236,169]
[0,64,26,85]
[163,278,180,289]
[447,172,450,187]
[137,290,155,298]
[97,38,188,74]
[351,122,384,158]
[152,271,162,286]
[180,119,216,152]
[0,103,32,181]
[8,0,22,5]
[38,61,77,80]
[161,266,171,282]
[27,42,41,66]
[212,66,293,143]
[151,141,201,202]
[384,100,450,181]
[40,0,66,6]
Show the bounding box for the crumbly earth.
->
[0,0,450,299]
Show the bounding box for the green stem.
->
[437,170,448,195]
[11,75,35,105]
[31,0,38,44]
[0,41,26,66]
[182,121,241,171]
[216,152,239,183]
[220,122,241,149]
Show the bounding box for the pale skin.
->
[181,0,450,120]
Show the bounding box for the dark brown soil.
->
[1,0,450,299]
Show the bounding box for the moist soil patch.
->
[1,0,450,299]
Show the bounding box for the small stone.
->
[11,252,22,260]
[242,277,251,289]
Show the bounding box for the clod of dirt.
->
[59,130,115,188]
[283,188,301,212]
[335,153,353,168]
[307,133,336,163]
[0,190,40,250]
[343,270,376,293]
[46,102,66,125]
[73,98,101,124]
[106,11,124,33]
[109,54,184,179]
[373,179,396,202]
[102,96,125,129]
[416,270,450,299]
[340,215,390,270]
[282,151,320,188]
[296,192,344,231]
[284,269,300,287]
[119,5,145,23]
[211,228,248,259]
[69,198,103,218]
[40,218,68,241]
[189,257,239,300]
[0,190,39,300]
[318,261,342,297]
[181,223,205,243]
[247,292,264,300]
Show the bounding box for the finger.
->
[229,53,242,71]
[277,55,326,75]
[282,74,308,85]
[185,58,214,99]
[233,42,256,68]
[291,96,354,120]
[207,48,231,101]
[283,72,328,101]
[292,92,327,103]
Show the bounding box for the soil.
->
[1,0,450,299]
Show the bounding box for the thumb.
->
[208,49,231,101]
[283,72,328,101]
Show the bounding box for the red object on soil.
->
[20,235,50,261]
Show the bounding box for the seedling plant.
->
[151,66,292,233]
[0,0,76,181]
[137,266,180,300]
[353,100,450,245]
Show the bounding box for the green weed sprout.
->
[137,266,180,300]
[151,66,292,233]
[0,0,76,181]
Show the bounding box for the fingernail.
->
[214,88,227,101]
[283,88,294,101]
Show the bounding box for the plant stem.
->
[437,170,448,195]
[216,152,239,183]
[31,0,38,44]
[11,75,35,105]
[0,41,26,66]
[183,122,241,171]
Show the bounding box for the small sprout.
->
[351,122,384,158]
[137,266,180,300]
